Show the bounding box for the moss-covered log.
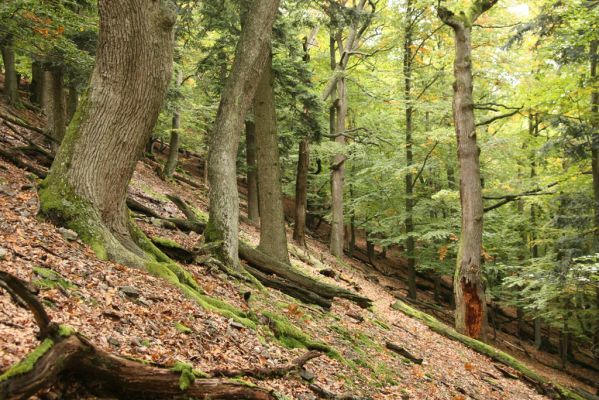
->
[391,300,584,400]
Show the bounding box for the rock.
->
[0,185,16,196]
[299,368,315,382]
[21,183,34,190]
[0,247,7,260]
[119,285,140,298]
[130,337,142,347]
[228,320,245,330]
[107,337,120,347]
[58,227,78,241]
[319,268,337,278]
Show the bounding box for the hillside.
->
[0,94,596,399]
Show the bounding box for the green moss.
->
[263,312,334,355]
[171,361,195,390]
[152,236,183,249]
[58,325,77,337]
[32,267,72,290]
[391,301,585,400]
[0,338,54,382]
[175,322,192,334]
[373,319,390,330]
[227,377,257,387]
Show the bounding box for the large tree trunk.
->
[403,0,417,300]
[205,0,280,268]
[66,83,79,125]
[1,36,19,106]
[164,68,183,178]
[246,117,260,224]
[39,0,175,268]
[43,65,67,150]
[330,75,346,258]
[254,53,290,264]
[589,39,599,364]
[438,0,497,340]
[293,137,309,245]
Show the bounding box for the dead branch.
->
[208,351,321,379]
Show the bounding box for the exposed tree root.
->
[391,300,585,400]
[0,271,278,400]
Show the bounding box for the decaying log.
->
[0,148,47,179]
[127,196,163,219]
[0,271,276,400]
[173,173,203,189]
[208,350,321,379]
[385,341,423,364]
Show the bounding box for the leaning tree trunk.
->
[164,68,183,178]
[1,36,19,106]
[43,65,66,150]
[438,0,497,340]
[205,0,280,268]
[39,0,176,268]
[246,117,260,225]
[254,52,290,264]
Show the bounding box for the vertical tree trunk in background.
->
[438,0,497,340]
[205,0,280,268]
[30,60,44,105]
[330,75,346,258]
[254,53,290,264]
[39,0,175,268]
[43,66,66,149]
[66,84,79,125]
[404,0,417,300]
[293,137,309,245]
[246,117,260,225]
[589,39,599,363]
[1,36,19,106]
[163,68,183,178]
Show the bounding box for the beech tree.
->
[0,35,18,106]
[205,0,280,268]
[438,0,498,340]
[39,0,176,267]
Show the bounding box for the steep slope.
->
[0,97,594,399]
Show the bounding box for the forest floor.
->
[0,91,597,399]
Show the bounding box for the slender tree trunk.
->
[330,75,346,258]
[534,319,543,350]
[43,65,66,149]
[254,53,289,264]
[163,68,183,178]
[205,0,280,268]
[246,117,260,225]
[404,0,417,299]
[66,84,79,125]
[293,137,309,245]
[30,60,44,105]
[39,0,175,268]
[1,36,19,106]
[438,1,497,340]
[589,39,599,364]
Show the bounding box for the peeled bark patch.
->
[462,279,483,339]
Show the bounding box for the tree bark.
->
[254,53,290,264]
[66,83,79,125]
[330,74,346,257]
[589,39,599,363]
[438,0,497,340]
[30,60,44,105]
[39,0,176,268]
[43,65,66,150]
[205,0,280,268]
[293,137,309,245]
[1,36,19,106]
[404,0,417,300]
[246,117,260,224]
[164,68,183,178]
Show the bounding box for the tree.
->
[39,0,176,267]
[438,0,498,340]
[0,34,19,106]
[163,67,183,178]
[245,116,260,224]
[205,0,280,268]
[254,51,290,264]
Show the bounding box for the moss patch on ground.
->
[0,338,54,382]
[263,311,335,356]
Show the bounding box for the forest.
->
[0,0,598,399]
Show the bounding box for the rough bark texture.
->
[438,0,497,340]
[164,68,183,178]
[38,0,176,268]
[403,0,417,300]
[589,39,599,363]
[293,137,309,245]
[254,53,290,264]
[30,60,44,105]
[205,0,280,268]
[1,37,19,106]
[330,75,346,258]
[66,84,79,125]
[43,66,66,149]
[245,118,260,225]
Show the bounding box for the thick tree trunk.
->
[1,36,19,106]
[438,1,497,340]
[30,60,44,105]
[589,40,599,362]
[254,53,290,264]
[66,84,79,125]
[293,137,309,245]
[330,75,346,258]
[205,0,280,268]
[39,0,176,268]
[404,0,417,300]
[43,65,67,149]
[163,68,183,178]
[246,118,260,224]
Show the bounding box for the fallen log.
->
[208,350,321,379]
[0,271,276,400]
[385,341,423,364]
[126,196,163,219]
[0,148,47,179]
[391,300,584,400]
